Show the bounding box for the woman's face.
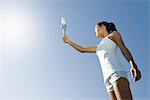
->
[95,25,101,38]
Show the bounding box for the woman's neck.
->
[102,31,109,38]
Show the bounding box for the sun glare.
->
[4,9,29,49]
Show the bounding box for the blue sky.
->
[0,0,149,100]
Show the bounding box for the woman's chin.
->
[96,35,98,38]
[96,35,99,38]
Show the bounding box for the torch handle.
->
[61,24,66,37]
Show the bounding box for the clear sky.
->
[0,0,149,100]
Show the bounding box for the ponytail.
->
[108,22,117,33]
[97,21,117,34]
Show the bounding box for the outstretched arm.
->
[63,35,96,53]
[113,31,141,82]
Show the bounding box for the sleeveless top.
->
[96,35,127,83]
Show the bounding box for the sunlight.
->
[4,9,29,49]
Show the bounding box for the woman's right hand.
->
[63,35,70,43]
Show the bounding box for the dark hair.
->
[97,21,117,34]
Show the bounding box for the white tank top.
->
[96,35,127,83]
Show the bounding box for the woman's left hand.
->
[130,67,141,82]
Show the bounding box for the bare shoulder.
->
[111,31,123,41]
[112,31,122,38]
[107,31,121,42]
[111,31,126,47]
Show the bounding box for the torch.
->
[60,16,66,37]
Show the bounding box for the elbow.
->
[80,48,86,53]
[80,51,85,53]
[80,50,85,53]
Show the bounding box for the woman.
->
[63,21,141,100]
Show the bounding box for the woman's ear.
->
[101,25,107,31]
[101,25,105,29]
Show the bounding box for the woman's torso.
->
[96,34,127,83]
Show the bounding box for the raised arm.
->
[63,35,96,53]
[112,31,141,82]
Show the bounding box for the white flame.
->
[61,16,66,25]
